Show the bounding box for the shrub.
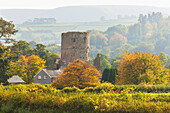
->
[82,87,94,92]
[62,86,80,93]
[94,83,114,92]
[101,68,118,84]
[0,84,170,113]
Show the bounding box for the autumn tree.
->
[52,59,101,88]
[109,33,127,50]
[90,31,108,49]
[9,55,46,83]
[117,51,169,85]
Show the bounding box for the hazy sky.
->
[0,0,170,9]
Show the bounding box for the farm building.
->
[7,75,26,84]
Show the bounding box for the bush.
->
[93,83,114,92]
[0,84,170,113]
[62,86,80,93]
[82,87,94,92]
[101,68,118,84]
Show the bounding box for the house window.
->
[38,75,41,79]
[44,76,47,79]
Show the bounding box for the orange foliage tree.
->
[52,59,101,88]
[10,55,46,83]
[117,51,169,85]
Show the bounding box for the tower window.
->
[73,38,76,42]
[84,37,86,42]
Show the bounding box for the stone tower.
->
[61,32,90,65]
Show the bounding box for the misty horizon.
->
[0,0,170,9]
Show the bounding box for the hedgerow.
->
[0,84,169,113]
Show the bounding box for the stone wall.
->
[61,32,90,65]
[94,53,101,71]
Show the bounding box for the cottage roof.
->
[7,75,26,83]
[43,69,63,78]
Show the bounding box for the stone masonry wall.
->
[61,32,90,65]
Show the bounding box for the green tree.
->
[0,45,13,83]
[46,53,60,69]
[0,18,18,83]
[10,40,34,58]
[101,68,118,84]
[109,68,118,84]
[0,18,18,42]
[35,44,49,59]
[101,68,110,82]
[99,53,111,73]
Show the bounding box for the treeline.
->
[89,12,170,68]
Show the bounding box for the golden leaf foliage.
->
[52,59,101,88]
[10,55,46,83]
[117,51,169,85]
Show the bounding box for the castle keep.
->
[61,32,90,65]
[35,31,101,84]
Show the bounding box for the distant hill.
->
[1,5,170,24]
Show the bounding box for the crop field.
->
[0,83,169,113]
